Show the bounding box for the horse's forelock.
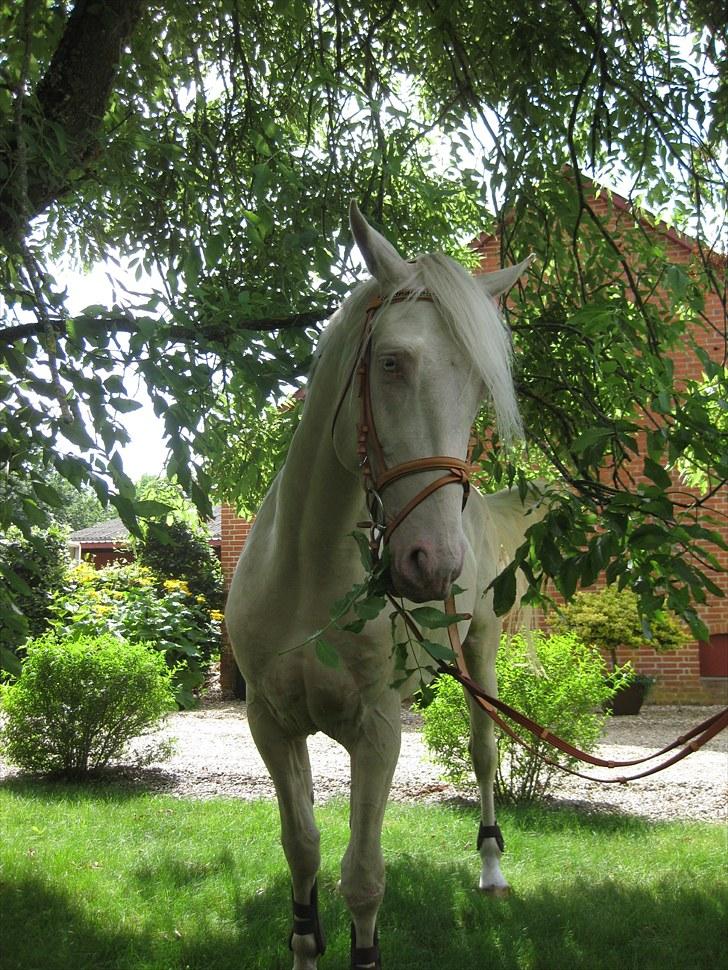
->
[315,255,523,444]
[406,253,522,444]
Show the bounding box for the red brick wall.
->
[474,197,727,704]
[219,504,253,695]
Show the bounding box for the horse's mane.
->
[311,252,523,444]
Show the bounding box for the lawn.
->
[0,780,726,970]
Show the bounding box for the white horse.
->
[226,202,535,969]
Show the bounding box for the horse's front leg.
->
[247,696,324,970]
[341,693,401,969]
[462,618,509,896]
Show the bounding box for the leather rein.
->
[342,288,728,785]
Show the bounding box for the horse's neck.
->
[273,380,362,559]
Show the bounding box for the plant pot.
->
[605,680,651,716]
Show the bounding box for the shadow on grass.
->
[2,781,725,969]
[0,768,188,805]
[0,868,293,970]
[2,846,726,970]
[382,855,728,970]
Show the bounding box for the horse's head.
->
[335,202,531,603]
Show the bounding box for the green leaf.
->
[350,531,373,571]
[341,618,367,634]
[315,639,341,668]
[557,557,580,601]
[0,565,34,598]
[570,427,613,454]
[32,481,64,507]
[421,639,456,662]
[60,420,96,450]
[112,398,144,413]
[490,563,517,617]
[409,606,471,629]
[630,524,669,550]
[683,612,710,643]
[643,457,672,489]
[354,596,386,620]
[135,500,173,518]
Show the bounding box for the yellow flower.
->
[209,610,224,623]
[72,562,97,584]
[196,595,206,604]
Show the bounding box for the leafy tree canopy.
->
[0,0,726,643]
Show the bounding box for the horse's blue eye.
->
[382,357,398,372]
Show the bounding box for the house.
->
[68,505,223,568]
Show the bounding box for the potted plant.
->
[604,665,656,715]
[554,588,688,715]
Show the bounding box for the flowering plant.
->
[50,561,222,707]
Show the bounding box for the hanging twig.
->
[12,0,73,425]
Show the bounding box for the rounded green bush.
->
[0,633,176,777]
[420,631,618,803]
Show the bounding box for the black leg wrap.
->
[350,922,381,969]
[289,879,326,956]
[477,820,505,853]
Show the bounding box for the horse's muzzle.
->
[390,540,465,603]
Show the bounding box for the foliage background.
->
[0,0,725,648]
[0,526,69,674]
[420,631,618,803]
[50,560,222,708]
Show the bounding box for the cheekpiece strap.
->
[477,821,505,854]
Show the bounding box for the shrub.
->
[50,561,222,708]
[0,526,70,677]
[134,517,224,661]
[553,587,689,671]
[420,632,621,803]
[135,518,224,612]
[0,633,176,777]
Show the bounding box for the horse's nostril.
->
[409,546,430,579]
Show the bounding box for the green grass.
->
[0,780,726,970]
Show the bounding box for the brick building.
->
[219,190,726,703]
[69,505,223,568]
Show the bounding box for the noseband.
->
[335,290,473,560]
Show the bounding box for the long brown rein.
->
[350,288,728,784]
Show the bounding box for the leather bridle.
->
[334,289,473,560]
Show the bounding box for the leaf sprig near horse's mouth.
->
[282,531,471,685]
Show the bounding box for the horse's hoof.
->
[479,883,510,898]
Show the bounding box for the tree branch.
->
[0,307,334,347]
[0,0,148,239]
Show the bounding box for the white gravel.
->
[116,698,728,823]
[2,694,726,823]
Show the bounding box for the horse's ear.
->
[349,200,408,289]
[475,254,535,298]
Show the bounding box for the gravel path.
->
[2,697,725,823]
[119,699,728,823]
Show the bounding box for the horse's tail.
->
[482,480,550,638]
